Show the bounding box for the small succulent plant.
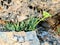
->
[4,11,51,32]
[4,17,40,32]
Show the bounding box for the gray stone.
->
[0,31,40,45]
[26,31,40,45]
[13,36,18,41]
[26,32,34,41]
[19,36,25,43]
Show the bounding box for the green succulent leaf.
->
[43,11,52,18]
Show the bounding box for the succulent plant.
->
[4,11,51,32]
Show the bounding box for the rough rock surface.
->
[0,29,60,45]
[0,0,60,45]
[0,31,40,45]
[0,0,60,22]
[37,27,60,45]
